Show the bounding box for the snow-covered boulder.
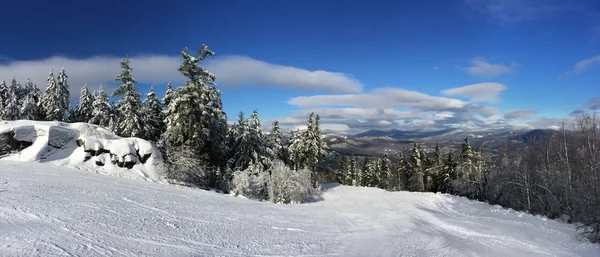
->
[0,120,165,182]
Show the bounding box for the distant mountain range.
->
[323,127,557,156]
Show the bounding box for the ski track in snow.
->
[0,161,598,257]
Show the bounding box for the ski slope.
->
[0,161,598,257]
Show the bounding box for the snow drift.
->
[0,161,598,256]
[0,120,165,182]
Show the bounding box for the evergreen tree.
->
[301,113,325,187]
[458,137,474,179]
[395,152,409,191]
[287,129,305,170]
[56,68,71,121]
[9,77,25,103]
[229,109,270,172]
[73,84,94,123]
[141,86,165,141]
[39,69,61,121]
[409,142,425,192]
[112,55,143,137]
[159,45,228,187]
[90,85,112,127]
[337,155,348,184]
[361,156,372,187]
[268,120,286,161]
[20,93,40,120]
[0,80,8,109]
[162,81,174,108]
[429,144,444,192]
[379,153,392,190]
[348,154,357,186]
[439,151,457,193]
[2,91,20,120]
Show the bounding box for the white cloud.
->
[0,54,362,101]
[206,56,362,93]
[441,82,507,103]
[465,57,515,77]
[504,109,536,119]
[560,55,600,78]
[275,83,518,134]
[287,88,466,111]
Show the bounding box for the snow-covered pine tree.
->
[0,80,8,112]
[141,86,165,142]
[9,77,25,104]
[229,109,270,172]
[20,93,40,120]
[458,137,474,179]
[337,155,348,184]
[73,84,94,123]
[301,113,326,187]
[439,151,457,193]
[56,68,70,121]
[268,120,287,161]
[348,154,357,186]
[90,85,112,127]
[361,156,373,187]
[287,128,305,170]
[395,152,409,191]
[159,45,228,187]
[379,153,392,190]
[2,91,20,120]
[409,142,425,192]
[112,55,143,137]
[162,81,174,108]
[39,69,60,121]
[429,144,443,192]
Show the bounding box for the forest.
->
[0,44,598,243]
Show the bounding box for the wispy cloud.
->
[0,54,362,101]
[441,82,507,103]
[504,109,536,119]
[277,83,515,134]
[465,57,515,77]
[206,56,362,93]
[560,55,600,79]
[464,0,566,25]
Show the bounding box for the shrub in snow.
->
[267,160,314,204]
[231,160,315,204]
[231,165,269,201]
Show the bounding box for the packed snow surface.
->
[0,120,164,182]
[0,161,598,257]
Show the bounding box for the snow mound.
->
[0,162,598,256]
[0,120,165,182]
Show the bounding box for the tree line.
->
[0,45,325,204]
[336,118,600,243]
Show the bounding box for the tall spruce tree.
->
[337,155,348,184]
[112,55,143,137]
[395,152,409,191]
[379,153,392,190]
[229,109,270,172]
[162,81,174,108]
[90,85,112,127]
[0,80,8,109]
[159,45,228,187]
[287,129,305,170]
[141,86,165,142]
[73,84,94,123]
[409,142,425,192]
[39,69,60,121]
[302,113,325,187]
[268,120,287,161]
[56,68,70,121]
[20,93,40,120]
[2,91,20,120]
[348,154,357,186]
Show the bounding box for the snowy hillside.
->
[0,120,164,182]
[1,161,597,257]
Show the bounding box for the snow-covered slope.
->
[1,161,597,256]
[0,120,164,182]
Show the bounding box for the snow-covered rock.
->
[0,120,165,182]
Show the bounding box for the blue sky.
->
[0,0,599,134]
